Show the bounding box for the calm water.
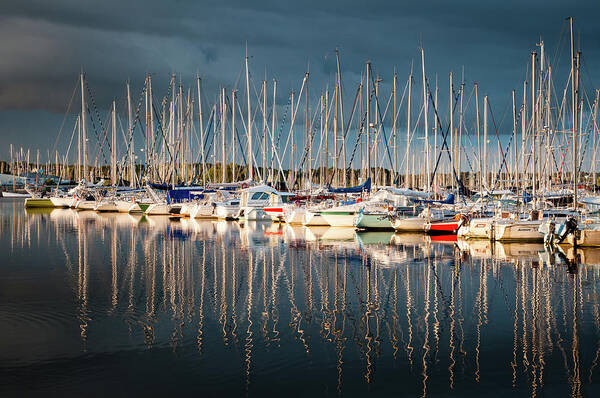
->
[1,199,600,397]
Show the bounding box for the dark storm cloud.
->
[1,0,599,155]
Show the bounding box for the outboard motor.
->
[555,216,578,245]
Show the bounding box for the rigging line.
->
[274,94,291,156]
[340,84,362,179]
[120,83,150,182]
[84,83,110,167]
[147,97,179,184]
[427,77,464,194]
[490,123,516,190]
[345,93,369,180]
[91,111,112,169]
[578,101,594,174]
[298,93,323,171]
[486,98,512,188]
[369,66,395,174]
[52,79,79,155]
[224,93,249,165]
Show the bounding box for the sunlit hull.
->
[494,220,543,242]
[353,212,393,230]
[144,203,171,215]
[238,207,271,222]
[1,192,31,198]
[285,208,306,225]
[457,218,494,239]
[263,206,286,222]
[216,204,239,220]
[302,211,328,226]
[565,229,600,247]
[50,197,71,208]
[191,204,217,219]
[426,218,462,235]
[75,200,96,211]
[94,201,118,212]
[319,212,356,228]
[392,216,426,232]
[115,200,143,213]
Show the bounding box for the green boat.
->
[353,211,394,231]
[24,198,54,208]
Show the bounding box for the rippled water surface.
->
[2,199,600,396]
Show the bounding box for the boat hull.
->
[457,218,494,239]
[216,204,239,220]
[24,198,54,208]
[263,206,286,222]
[494,221,543,242]
[302,211,328,226]
[2,192,31,198]
[320,212,356,228]
[50,197,71,208]
[191,204,218,219]
[75,200,96,210]
[392,217,427,232]
[285,208,306,225]
[95,201,118,212]
[566,229,600,247]
[238,207,271,222]
[145,203,171,215]
[354,212,393,231]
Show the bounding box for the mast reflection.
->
[6,208,600,396]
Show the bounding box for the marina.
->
[3,2,600,395]
[1,198,600,396]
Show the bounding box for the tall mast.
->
[434,77,438,193]
[232,90,237,182]
[449,71,454,192]
[324,86,329,184]
[335,50,346,186]
[570,16,578,207]
[531,51,537,203]
[222,87,227,183]
[144,75,149,167]
[593,89,600,189]
[149,75,154,182]
[365,62,371,182]
[319,94,324,186]
[111,100,117,186]
[245,53,253,181]
[290,90,295,189]
[421,48,430,190]
[262,80,267,183]
[406,67,412,188]
[521,81,527,192]
[458,71,464,187]
[271,80,277,184]
[511,90,517,185]
[197,77,206,185]
[170,76,176,187]
[127,81,134,188]
[10,145,14,191]
[77,114,81,182]
[305,70,309,189]
[475,85,481,194]
[80,72,87,182]
[374,76,381,187]
[483,95,488,191]
[178,83,184,183]
[333,83,339,186]
[393,71,397,185]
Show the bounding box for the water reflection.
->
[1,200,600,396]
